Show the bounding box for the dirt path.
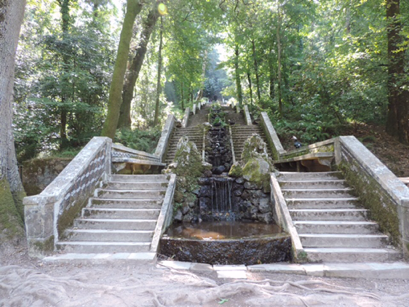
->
[1,243,409,307]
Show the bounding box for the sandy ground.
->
[1,242,409,307]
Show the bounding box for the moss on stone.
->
[57,199,87,238]
[228,162,243,177]
[339,161,401,246]
[33,235,55,253]
[0,178,24,241]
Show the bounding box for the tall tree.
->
[385,0,409,144]
[0,0,27,236]
[153,16,164,126]
[119,2,160,129]
[101,0,143,139]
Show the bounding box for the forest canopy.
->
[13,0,409,161]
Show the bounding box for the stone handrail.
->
[150,173,177,253]
[259,112,286,160]
[181,107,190,128]
[335,136,409,256]
[192,104,197,115]
[279,138,335,161]
[243,105,252,125]
[112,143,160,162]
[24,137,112,256]
[154,114,176,163]
[270,173,304,262]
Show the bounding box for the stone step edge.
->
[279,179,346,183]
[289,209,368,213]
[282,188,353,192]
[285,197,359,201]
[66,229,154,234]
[56,241,151,246]
[299,234,388,238]
[96,189,166,193]
[43,252,156,262]
[90,197,163,202]
[303,247,399,253]
[294,221,378,225]
[84,208,161,213]
[279,171,342,175]
[76,218,157,223]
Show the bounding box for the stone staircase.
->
[56,174,169,254]
[230,125,272,161]
[278,171,402,262]
[165,126,204,164]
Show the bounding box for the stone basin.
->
[160,221,292,265]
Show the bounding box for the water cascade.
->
[160,105,291,265]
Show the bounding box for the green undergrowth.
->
[115,127,161,153]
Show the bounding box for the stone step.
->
[82,208,160,219]
[95,189,165,199]
[285,198,359,209]
[289,209,368,221]
[64,229,154,242]
[304,247,401,263]
[282,188,354,198]
[279,180,347,189]
[110,175,168,183]
[90,198,162,209]
[105,181,168,191]
[294,221,379,234]
[279,171,343,180]
[56,241,151,253]
[74,218,157,230]
[299,234,389,248]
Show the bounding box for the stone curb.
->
[157,260,409,280]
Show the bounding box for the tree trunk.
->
[101,0,143,139]
[119,2,159,129]
[269,47,275,100]
[251,39,261,102]
[247,69,253,105]
[153,16,163,126]
[59,0,71,150]
[234,43,243,106]
[0,0,27,235]
[385,0,409,144]
[276,0,283,116]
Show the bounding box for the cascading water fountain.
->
[160,104,291,265]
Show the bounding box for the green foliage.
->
[114,128,161,154]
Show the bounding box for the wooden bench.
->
[274,152,334,172]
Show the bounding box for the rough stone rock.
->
[244,181,261,190]
[258,198,271,214]
[212,166,225,175]
[204,170,213,177]
[183,212,194,223]
[235,177,245,184]
[199,198,211,210]
[198,177,211,186]
[182,204,191,215]
[174,210,183,222]
[174,190,184,203]
[199,186,212,197]
[233,190,242,197]
[257,212,273,224]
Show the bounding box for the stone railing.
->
[335,136,409,256]
[150,173,177,253]
[270,173,305,262]
[181,107,190,128]
[155,114,176,163]
[243,105,252,125]
[112,143,160,162]
[24,137,112,256]
[259,112,286,160]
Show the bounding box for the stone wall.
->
[22,158,72,196]
[336,136,409,257]
[23,137,112,256]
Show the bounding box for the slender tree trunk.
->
[196,50,208,102]
[251,39,261,102]
[385,0,409,144]
[59,0,71,150]
[101,0,143,139]
[234,43,243,106]
[276,0,283,116]
[0,0,27,234]
[119,2,159,128]
[269,47,275,100]
[181,82,185,110]
[153,16,163,126]
[247,69,253,105]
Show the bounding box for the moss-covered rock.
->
[228,162,243,177]
[0,178,24,242]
